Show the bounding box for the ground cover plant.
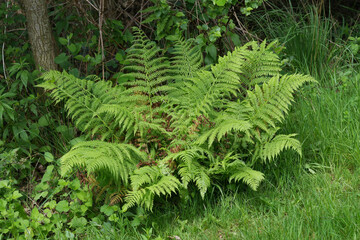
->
[39,28,314,211]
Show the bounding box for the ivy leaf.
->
[0,180,9,188]
[12,190,22,200]
[31,207,44,222]
[38,115,49,127]
[68,43,77,54]
[230,32,241,46]
[175,12,185,17]
[115,52,124,64]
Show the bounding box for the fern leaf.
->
[246,74,315,132]
[123,165,181,211]
[196,117,252,147]
[61,141,146,186]
[238,40,282,87]
[170,37,203,80]
[261,134,302,163]
[165,147,212,198]
[229,166,264,191]
[39,71,122,140]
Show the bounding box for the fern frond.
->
[123,165,181,211]
[169,42,265,137]
[122,28,171,119]
[229,166,264,191]
[39,70,123,140]
[239,40,282,87]
[261,133,302,163]
[170,37,203,80]
[96,104,136,136]
[130,166,162,191]
[246,74,315,132]
[179,162,210,198]
[164,147,212,198]
[61,141,146,185]
[196,116,252,147]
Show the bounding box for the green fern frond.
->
[123,165,181,211]
[39,70,122,140]
[168,69,238,137]
[130,166,162,191]
[96,104,136,136]
[261,134,302,163]
[169,42,269,137]
[196,116,252,147]
[40,35,315,211]
[61,141,146,185]
[170,37,203,79]
[164,147,212,198]
[229,166,264,191]
[239,40,282,87]
[122,28,171,118]
[178,161,210,198]
[247,74,315,132]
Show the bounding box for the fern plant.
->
[39,28,315,211]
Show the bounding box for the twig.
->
[2,0,9,80]
[7,28,26,33]
[233,11,261,41]
[85,0,99,11]
[99,0,105,80]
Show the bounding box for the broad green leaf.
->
[68,43,77,54]
[56,200,70,212]
[44,152,54,163]
[54,53,69,64]
[215,0,227,6]
[100,205,115,216]
[206,44,217,60]
[58,37,68,45]
[12,190,22,200]
[69,216,87,228]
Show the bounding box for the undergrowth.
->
[39,28,314,212]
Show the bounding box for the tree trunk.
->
[21,0,57,70]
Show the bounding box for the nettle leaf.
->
[56,200,70,212]
[68,216,87,228]
[100,205,115,216]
